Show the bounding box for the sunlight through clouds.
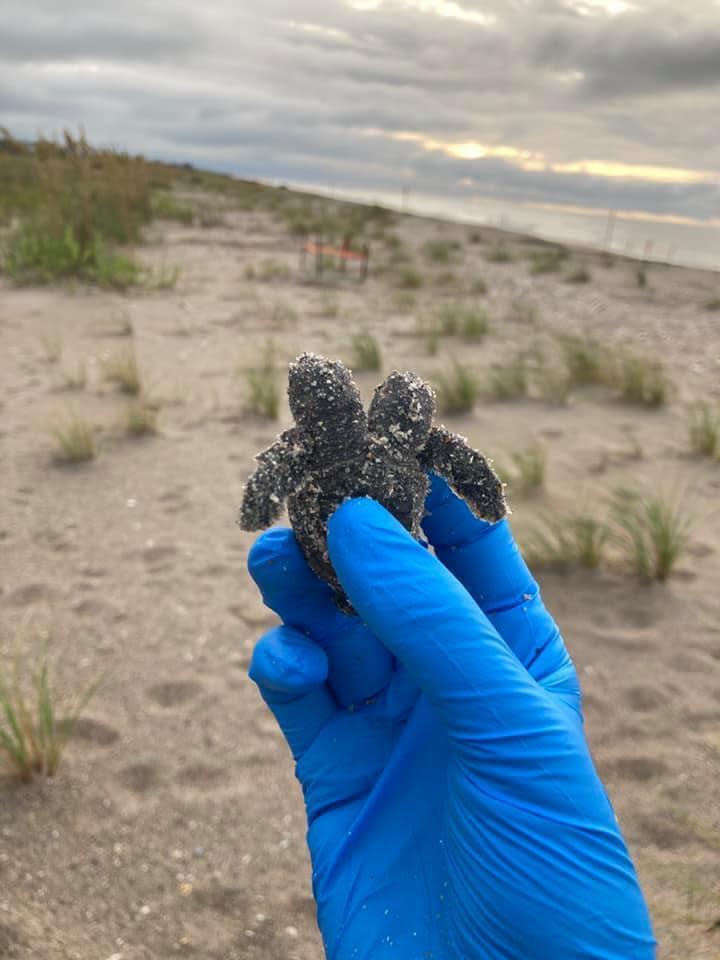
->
[348,0,495,25]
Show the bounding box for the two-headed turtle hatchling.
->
[239,352,507,611]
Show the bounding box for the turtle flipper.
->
[420,426,507,522]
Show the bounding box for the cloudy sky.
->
[2,0,720,226]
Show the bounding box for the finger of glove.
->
[248,528,394,707]
[422,474,574,687]
[327,498,551,747]
[248,625,337,760]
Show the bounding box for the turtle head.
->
[288,353,366,438]
[368,371,435,451]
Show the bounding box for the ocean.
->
[294,183,720,274]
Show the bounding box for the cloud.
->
[1,0,719,223]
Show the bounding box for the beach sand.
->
[1,194,719,958]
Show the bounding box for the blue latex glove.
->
[247,476,656,959]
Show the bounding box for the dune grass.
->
[615,351,669,408]
[1,130,151,287]
[424,239,456,263]
[509,444,547,494]
[485,245,513,263]
[244,343,279,419]
[59,361,87,391]
[435,303,489,340]
[435,362,479,414]
[530,248,568,275]
[51,412,97,463]
[39,330,63,364]
[396,266,423,289]
[609,487,693,581]
[566,266,591,284]
[150,191,194,225]
[0,622,100,781]
[125,400,158,436]
[558,334,613,387]
[488,352,529,400]
[688,403,720,458]
[350,331,382,372]
[524,511,610,571]
[103,345,142,395]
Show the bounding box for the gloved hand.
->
[247,475,656,959]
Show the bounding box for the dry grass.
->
[609,487,693,581]
[103,345,142,395]
[396,266,423,289]
[434,303,489,340]
[488,352,529,400]
[350,331,382,372]
[243,343,280,419]
[434,362,479,414]
[485,245,513,263]
[59,361,87,391]
[558,334,613,387]
[39,330,63,364]
[124,400,158,436]
[50,411,97,463]
[704,296,720,312]
[508,444,547,494]
[688,403,720,458]
[615,351,670,408]
[524,511,610,571]
[0,620,100,781]
[566,266,591,284]
[423,239,457,263]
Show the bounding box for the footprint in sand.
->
[142,544,180,571]
[633,814,692,851]
[69,716,120,746]
[603,755,668,782]
[147,680,203,707]
[175,762,228,789]
[624,684,665,712]
[6,583,52,606]
[119,762,163,793]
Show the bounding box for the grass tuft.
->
[51,412,96,463]
[558,334,613,387]
[688,403,720,458]
[485,245,513,263]
[435,303,489,340]
[615,351,669,408]
[103,346,142,395]
[424,239,455,263]
[704,297,720,312]
[39,330,63,364]
[125,400,158,436]
[609,487,693,581]
[244,343,279,419]
[566,266,591,284]
[350,331,382,372]
[524,512,610,571]
[488,352,529,400]
[509,444,546,494]
[0,621,100,781]
[435,362,479,414]
[59,361,87,391]
[397,266,423,289]
[530,248,567,275]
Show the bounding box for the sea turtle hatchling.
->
[239,352,507,611]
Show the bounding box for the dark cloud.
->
[1,0,719,223]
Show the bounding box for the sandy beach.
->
[1,188,719,959]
